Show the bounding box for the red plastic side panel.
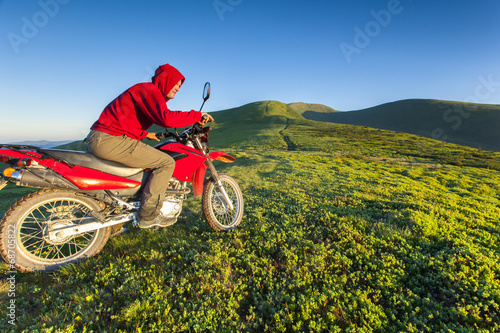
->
[41,160,141,190]
[61,167,140,190]
[159,143,206,182]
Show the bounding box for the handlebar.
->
[201,114,210,123]
[154,132,174,141]
[154,122,212,142]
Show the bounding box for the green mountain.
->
[1,99,500,331]
[6,140,75,148]
[288,102,339,116]
[301,99,500,152]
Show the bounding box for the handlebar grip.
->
[201,114,213,123]
[155,132,167,140]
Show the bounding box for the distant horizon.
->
[2,96,500,143]
[2,97,499,145]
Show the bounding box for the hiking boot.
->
[138,214,176,229]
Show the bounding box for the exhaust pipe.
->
[11,168,78,190]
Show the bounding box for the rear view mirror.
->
[200,82,211,111]
[203,82,211,101]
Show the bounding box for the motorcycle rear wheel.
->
[202,173,244,231]
[0,189,110,272]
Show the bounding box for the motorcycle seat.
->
[46,149,144,178]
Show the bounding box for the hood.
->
[151,64,185,100]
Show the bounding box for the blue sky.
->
[1,0,499,142]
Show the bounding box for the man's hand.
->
[146,132,160,141]
[199,113,214,125]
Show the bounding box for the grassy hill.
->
[288,102,339,116]
[302,99,500,152]
[1,101,500,332]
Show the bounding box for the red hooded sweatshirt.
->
[91,64,202,140]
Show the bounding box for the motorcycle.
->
[0,82,244,272]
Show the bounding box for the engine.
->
[160,195,183,219]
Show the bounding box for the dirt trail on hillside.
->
[279,119,296,151]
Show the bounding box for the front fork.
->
[195,138,234,211]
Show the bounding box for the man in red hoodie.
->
[85,64,213,229]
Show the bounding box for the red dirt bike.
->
[0,83,244,272]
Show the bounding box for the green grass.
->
[1,102,500,332]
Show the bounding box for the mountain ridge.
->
[288,102,339,115]
[299,98,500,152]
[6,140,76,149]
[55,98,500,152]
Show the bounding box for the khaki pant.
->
[85,130,175,221]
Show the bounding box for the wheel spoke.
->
[79,232,92,242]
[54,245,65,259]
[20,229,43,238]
[21,224,42,230]
[44,245,56,259]
[34,239,46,256]
[72,239,85,251]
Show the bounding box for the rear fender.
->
[1,147,140,190]
[0,147,43,163]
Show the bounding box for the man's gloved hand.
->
[146,132,160,141]
[199,113,214,125]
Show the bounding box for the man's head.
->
[167,80,182,99]
[152,64,185,100]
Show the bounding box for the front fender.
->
[191,151,235,197]
[192,163,207,198]
[208,151,236,163]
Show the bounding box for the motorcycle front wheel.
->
[0,189,111,272]
[202,173,244,231]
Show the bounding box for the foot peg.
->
[165,187,190,195]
